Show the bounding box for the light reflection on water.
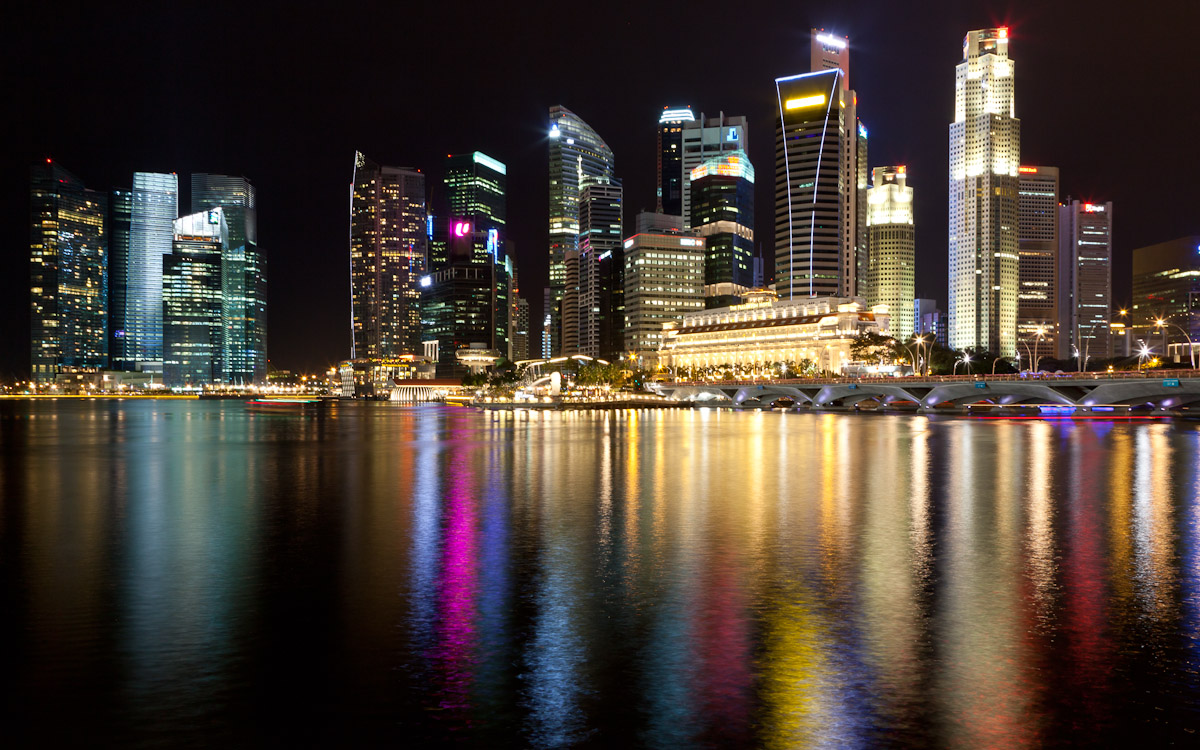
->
[2,400,1200,747]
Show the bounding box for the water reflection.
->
[3,401,1200,746]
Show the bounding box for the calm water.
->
[2,400,1199,748]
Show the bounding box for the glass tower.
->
[29,160,108,382]
[578,177,623,358]
[657,106,693,217]
[107,189,133,369]
[948,28,1020,356]
[191,174,265,383]
[1017,166,1060,355]
[1059,201,1113,362]
[689,150,755,308]
[349,152,427,359]
[445,152,506,267]
[127,172,179,372]
[163,208,227,387]
[681,112,748,230]
[548,105,615,356]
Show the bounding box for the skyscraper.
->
[623,232,705,354]
[1017,165,1060,356]
[445,152,507,266]
[349,152,426,359]
[548,106,615,355]
[1059,200,1113,362]
[127,171,179,372]
[107,189,132,369]
[29,160,108,382]
[948,27,1020,356]
[1132,236,1200,359]
[163,208,226,387]
[865,166,916,341]
[657,107,693,216]
[192,174,265,383]
[578,177,623,357]
[689,149,755,307]
[681,112,748,229]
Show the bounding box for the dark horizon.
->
[5,0,1198,377]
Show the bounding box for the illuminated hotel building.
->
[163,208,226,387]
[548,106,615,355]
[1131,235,1200,359]
[681,111,748,229]
[29,161,108,382]
[659,292,890,375]
[689,149,755,307]
[657,106,693,217]
[948,27,1020,356]
[865,166,915,340]
[1059,200,1113,361]
[623,232,705,353]
[192,174,266,383]
[126,171,179,373]
[774,29,865,300]
[349,152,426,359]
[1017,165,1059,356]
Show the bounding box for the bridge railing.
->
[664,368,1197,388]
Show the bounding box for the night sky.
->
[5,0,1199,377]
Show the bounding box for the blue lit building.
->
[126,172,179,373]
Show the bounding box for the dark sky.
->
[5,0,1199,377]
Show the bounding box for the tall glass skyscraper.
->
[163,208,227,387]
[445,152,506,267]
[689,149,755,308]
[107,189,133,369]
[681,112,748,230]
[865,166,916,341]
[349,152,427,359]
[191,174,265,383]
[1059,200,1113,361]
[578,177,623,358]
[948,28,1020,356]
[657,106,693,217]
[126,172,179,372]
[1017,166,1060,356]
[548,105,615,356]
[29,160,108,382]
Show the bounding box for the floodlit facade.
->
[163,208,227,387]
[689,149,755,307]
[29,161,109,381]
[127,171,179,372]
[623,233,705,353]
[1059,201,1113,362]
[1017,166,1060,356]
[681,112,748,229]
[866,166,915,340]
[948,27,1020,356]
[349,152,426,359]
[548,106,615,355]
[659,292,890,375]
[657,106,693,217]
[192,174,266,383]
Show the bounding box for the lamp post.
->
[1137,342,1152,372]
[1155,317,1196,369]
[954,352,972,376]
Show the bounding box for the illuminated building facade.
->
[548,106,615,355]
[127,171,179,372]
[163,208,227,387]
[29,161,109,382]
[1017,165,1060,356]
[681,112,748,229]
[349,152,426,359]
[865,166,915,340]
[578,177,623,357]
[948,27,1020,356]
[689,149,755,307]
[623,232,705,353]
[445,151,506,267]
[107,189,132,369]
[192,174,266,383]
[512,296,530,361]
[1058,200,1113,361]
[1131,236,1200,357]
[657,106,693,216]
[659,293,890,375]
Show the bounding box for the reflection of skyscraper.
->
[29,160,108,381]
[127,172,179,372]
[948,28,1020,356]
[548,106,615,356]
[690,150,754,307]
[350,152,426,359]
[191,174,265,383]
[164,208,226,386]
[866,166,916,341]
[657,106,693,216]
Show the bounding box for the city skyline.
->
[5,1,1199,376]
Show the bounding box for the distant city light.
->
[453,221,471,237]
[816,32,847,49]
[549,125,560,138]
[659,108,695,123]
[785,94,826,110]
[420,275,432,288]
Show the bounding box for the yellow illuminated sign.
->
[785,94,825,110]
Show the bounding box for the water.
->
[2,400,1199,748]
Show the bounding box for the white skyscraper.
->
[948,28,1020,356]
[866,166,916,341]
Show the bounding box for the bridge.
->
[652,370,1200,414]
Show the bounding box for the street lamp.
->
[1137,342,1152,371]
[1154,317,1196,369]
[954,352,972,376]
